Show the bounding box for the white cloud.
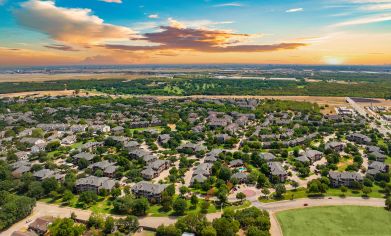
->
[333,13,391,27]
[286,8,304,13]
[359,3,391,10]
[213,3,243,7]
[14,0,135,45]
[148,14,159,19]
[99,0,122,3]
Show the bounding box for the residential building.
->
[329,171,363,187]
[132,181,167,202]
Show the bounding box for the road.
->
[2,197,385,236]
[346,97,390,136]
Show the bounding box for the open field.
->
[0,73,147,83]
[276,206,391,236]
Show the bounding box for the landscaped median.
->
[259,186,385,203]
[276,206,391,236]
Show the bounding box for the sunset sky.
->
[0,0,390,66]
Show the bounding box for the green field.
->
[277,206,391,236]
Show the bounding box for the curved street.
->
[1,197,386,236]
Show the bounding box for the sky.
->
[0,0,390,66]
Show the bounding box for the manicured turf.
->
[277,206,391,236]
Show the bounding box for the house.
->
[268,162,287,182]
[132,181,167,202]
[158,134,171,145]
[325,141,345,152]
[88,160,118,177]
[329,171,363,187]
[124,141,139,151]
[215,134,231,143]
[28,217,53,235]
[61,135,77,145]
[367,161,389,176]
[33,169,55,181]
[90,125,111,133]
[190,163,213,186]
[31,143,47,154]
[347,133,371,144]
[129,148,150,160]
[73,152,95,163]
[304,150,323,163]
[79,142,104,152]
[231,172,248,184]
[111,126,124,135]
[20,138,45,146]
[177,143,207,154]
[12,165,32,178]
[205,149,224,163]
[70,124,88,133]
[296,155,310,163]
[367,151,387,162]
[229,159,244,167]
[259,153,277,162]
[37,123,68,132]
[366,146,383,154]
[15,151,29,160]
[75,176,116,193]
[141,159,170,180]
[225,123,239,134]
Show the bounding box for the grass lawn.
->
[277,206,391,236]
[147,199,218,217]
[260,185,385,203]
[40,195,114,214]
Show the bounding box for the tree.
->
[212,218,240,236]
[42,177,58,194]
[87,213,105,229]
[31,128,44,138]
[131,197,149,216]
[191,194,199,207]
[77,158,89,169]
[386,197,391,211]
[27,181,44,198]
[200,200,210,214]
[362,187,372,197]
[236,192,246,203]
[78,191,98,205]
[49,218,86,236]
[104,216,115,234]
[274,184,286,199]
[156,224,181,236]
[116,215,139,234]
[217,188,228,205]
[111,188,121,198]
[161,191,173,212]
[173,198,187,215]
[175,213,208,235]
[201,225,217,236]
[247,226,268,236]
[46,140,61,152]
[62,190,74,203]
[113,194,134,214]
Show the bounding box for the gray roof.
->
[268,162,287,176]
[329,171,363,181]
[296,155,310,163]
[259,153,276,162]
[75,176,115,190]
[33,169,55,179]
[73,152,95,161]
[229,159,244,166]
[132,181,167,194]
[231,172,248,180]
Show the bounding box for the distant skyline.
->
[0,0,390,66]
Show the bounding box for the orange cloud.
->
[105,26,306,53]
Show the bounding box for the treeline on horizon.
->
[0,77,390,98]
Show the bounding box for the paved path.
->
[2,197,385,236]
